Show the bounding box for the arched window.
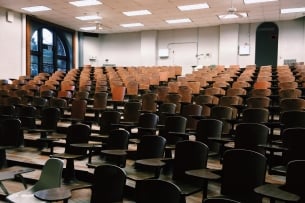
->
[27,17,74,77]
[30,28,70,76]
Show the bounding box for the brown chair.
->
[268,127,305,176]
[210,106,234,135]
[88,92,108,123]
[135,179,182,203]
[253,81,271,89]
[40,89,55,100]
[255,160,305,203]
[90,164,127,203]
[159,115,188,157]
[165,93,182,113]
[156,86,169,103]
[74,91,89,100]
[57,90,73,104]
[60,83,75,93]
[194,95,217,117]
[241,108,269,124]
[87,129,130,168]
[99,110,121,136]
[280,98,305,112]
[49,97,68,116]
[141,93,158,113]
[4,96,22,106]
[232,81,251,89]
[62,99,87,124]
[157,102,177,125]
[226,88,247,97]
[278,81,298,90]
[246,97,270,109]
[111,85,126,101]
[218,96,243,119]
[178,85,193,104]
[233,123,269,155]
[278,88,302,100]
[180,104,202,132]
[159,140,209,203]
[207,149,267,203]
[14,89,30,104]
[187,81,201,95]
[250,88,272,97]
[51,123,91,183]
[121,101,142,124]
[194,118,223,156]
[204,87,226,97]
[126,80,139,100]
[168,81,180,93]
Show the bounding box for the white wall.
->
[0,8,24,79]
[140,30,157,65]
[237,23,257,67]
[0,6,304,80]
[81,17,305,74]
[83,32,142,67]
[278,18,305,64]
[219,24,239,67]
[197,26,220,67]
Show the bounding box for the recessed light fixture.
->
[69,0,102,7]
[120,23,144,27]
[178,3,209,11]
[244,0,277,4]
[21,6,51,12]
[218,13,248,19]
[122,10,151,16]
[75,15,102,21]
[281,7,305,14]
[80,26,97,31]
[166,18,192,24]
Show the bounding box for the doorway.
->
[255,22,279,67]
[168,42,197,75]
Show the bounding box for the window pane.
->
[57,59,67,72]
[43,46,53,73]
[57,39,66,56]
[31,55,38,76]
[42,28,53,45]
[31,31,38,51]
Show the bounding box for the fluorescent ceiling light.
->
[69,0,102,7]
[281,7,305,14]
[178,3,209,11]
[75,15,102,21]
[120,23,144,27]
[166,18,192,24]
[21,6,51,12]
[244,0,277,4]
[80,26,97,31]
[123,10,151,16]
[218,13,247,19]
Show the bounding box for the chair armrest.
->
[168,131,191,140]
[137,127,157,132]
[208,137,234,144]
[254,184,300,202]
[257,144,288,152]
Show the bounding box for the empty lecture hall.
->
[0,0,305,202]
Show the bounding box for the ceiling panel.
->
[0,0,304,33]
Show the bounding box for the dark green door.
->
[255,22,279,68]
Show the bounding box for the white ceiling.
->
[0,0,305,33]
